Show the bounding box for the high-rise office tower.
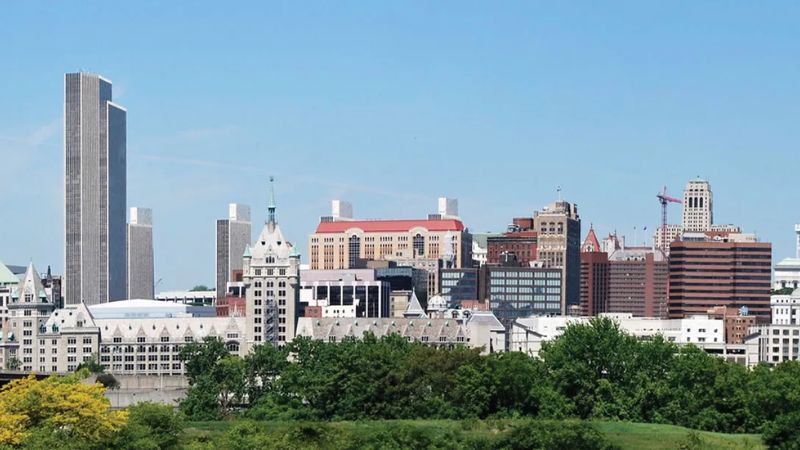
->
[127,207,154,299]
[668,238,772,318]
[216,203,252,299]
[681,178,713,231]
[64,72,127,306]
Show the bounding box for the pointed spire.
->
[267,175,276,226]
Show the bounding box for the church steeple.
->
[267,176,276,227]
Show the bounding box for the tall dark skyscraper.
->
[64,72,127,305]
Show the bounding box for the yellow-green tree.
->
[0,374,128,448]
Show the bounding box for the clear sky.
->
[1,2,799,290]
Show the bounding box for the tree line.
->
[178,317,800,447]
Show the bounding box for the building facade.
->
[486,230,538,266]
[773,224,800,291]
[484,265,563,330]
[127,207,154,299]
[607,249,669,318]
[772,292,800,325]
[681,178,713,231]
[440,268,480,306]
[64,72,127,306]
[299,269,390,318]
[296,311,507,355]
[533,200,581,314]
[0,264,57,371]
[216,203,251,300]
[0,262,19,330]
[668,239,772,318]
[243,181,301,349]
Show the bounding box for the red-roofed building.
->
[309,217,471,271]
[308,200,472,280]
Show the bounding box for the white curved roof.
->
[90,299,182,309]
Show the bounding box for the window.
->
[413,234,425,256]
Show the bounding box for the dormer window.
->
[24,294,32,303]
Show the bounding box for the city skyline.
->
[2,2,799,290]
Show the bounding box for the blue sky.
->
[1,2,799,290]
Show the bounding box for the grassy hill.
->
[184,419,764,449]
[594,421,763,449]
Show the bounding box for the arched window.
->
[413,234,425,256]
[226,341,240,352]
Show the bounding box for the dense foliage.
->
[0,373,128,448]
[180,318,800,448]
[181,419,617,450]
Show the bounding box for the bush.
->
[114,402,184,450]
[96,373,121,390]
[763,412,800,450]
[497,420,617,450]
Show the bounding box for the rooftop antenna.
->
[557,186,562,202]
[267,175,276,226]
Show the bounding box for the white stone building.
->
[509,313,725,358]
[772,291,800,325]
[244,179,301,350]
[0,263,57,371]
[295,309,506,354]
[0,264,245,375]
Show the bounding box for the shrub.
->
[497,420,618,450]
[763,412,800,450]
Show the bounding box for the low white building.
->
[742,289,800,366]
[771,291,800,325]
[155,290,217,306]
[296,309,506,354]
[746,324,800,366]
[509,313,725,358]
[772,224,800,291]
[774,259,800,291]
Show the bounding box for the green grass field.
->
[183,419,764,449]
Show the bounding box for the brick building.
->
[668,239,772,319]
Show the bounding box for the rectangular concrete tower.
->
[64,72,127,305]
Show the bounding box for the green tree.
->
[96,373,121,390]
[218,356,246,413]
[244,343,288,406]
[539,317,641,419]
[114,402,184,450]
[180,336,230,384]
[6,357,20,371]
[76,353,105,374]
[190,285,211,292]
[762,412,800,450]
[180,375,223,420]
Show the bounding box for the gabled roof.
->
[404,291,427,318]
[581,225,602,253]
[0,261,17,285]
[251,222,293,260]
[13,263,49,302]
[315,219,464,234]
